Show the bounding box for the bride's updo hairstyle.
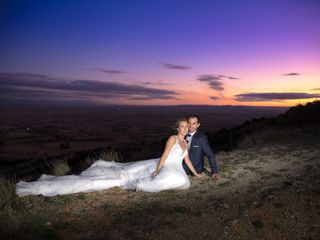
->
[174,118,188,131]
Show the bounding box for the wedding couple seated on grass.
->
[16,115,221,196]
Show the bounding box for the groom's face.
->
[188,117,200,133]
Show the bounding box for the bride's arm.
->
[184,153,201,177]
[152,136,176,176]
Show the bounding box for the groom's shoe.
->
[212,173,222,180]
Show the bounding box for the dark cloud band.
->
[86,68,127,74]
[197,74,239,92]
[160,63,191,70]
[283,73,300,76]
[210,96,220,100]
[234,92,320,102]
[0,72,178,105]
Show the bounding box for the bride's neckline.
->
[175,135,187,152]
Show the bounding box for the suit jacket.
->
[183,131,219,175]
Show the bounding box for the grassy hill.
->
[1,101,319,240]
[207,100,320,151]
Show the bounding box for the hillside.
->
[0,101,319,240]
[207,100,320,151]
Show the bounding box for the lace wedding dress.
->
[16,136,190,196]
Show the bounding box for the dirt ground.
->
[6,140,319,240]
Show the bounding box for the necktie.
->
[186,133,192,143]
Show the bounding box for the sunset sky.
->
[1,0,319,106]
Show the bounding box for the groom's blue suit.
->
[183,131,219,175]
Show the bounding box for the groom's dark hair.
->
[187,114,200,123]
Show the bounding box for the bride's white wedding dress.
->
[16,136,190,196]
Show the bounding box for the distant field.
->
[0,105,287,165]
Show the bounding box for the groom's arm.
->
[201,135,219,174]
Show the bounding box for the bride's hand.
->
[195,172,205,178]
[152,169,159,177]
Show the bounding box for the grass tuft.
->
[51,158,71,176]
[98,150,123,162]
[79,157,95,170]
[79,150,123,170]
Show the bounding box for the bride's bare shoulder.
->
[166,135,177,144]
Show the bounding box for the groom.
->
[183,114,221,180]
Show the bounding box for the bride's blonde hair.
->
[175,118,188,130]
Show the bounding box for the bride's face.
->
[177,121,189,136]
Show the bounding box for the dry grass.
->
[80,150,123,170]
[238,125,320,149]
[0,177,49,239]
[79,157,95,170]
[2,139,320,239]
[0,177,15,209]
[98,150,123,162]
[0,205,48,239]
[51,158,71,176]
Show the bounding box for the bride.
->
[16,119,201,196]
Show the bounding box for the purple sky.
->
[1,0,319,106]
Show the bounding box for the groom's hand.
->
[212,173,222,180]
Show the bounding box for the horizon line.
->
[0,103,293,108]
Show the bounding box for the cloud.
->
[197,75,224,91]
[0,72,178,105]
[141,80,172,86]
[198,74,239,81]
[197,75,221,82]
[210,96,220,100]
[283,73,300,76]
[86,68,127,74]
[311,88,320,91]
[128,95,177,100]
[228,76,240,80]
[208,81,224,91]
[160,63,191,70]
[197,74,240,91]
[234,92,320,102]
